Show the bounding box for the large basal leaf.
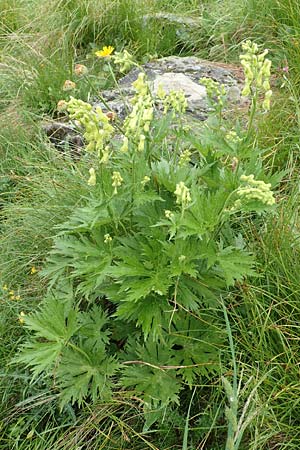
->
[58,344,119,408]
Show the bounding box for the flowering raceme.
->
[121,72,154,153]
[174,182,191,207]
[112,49,135,73]
[112,171,123,194]
[234,174,275,208]
[87,168,96,186]
[239,40,272,110]
[67,97,114,156]
[199,77,226,108]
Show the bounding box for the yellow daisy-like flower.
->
[95,46,114,58]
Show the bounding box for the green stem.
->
[246,93,257,140]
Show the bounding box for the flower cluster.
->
[67,97,114,156]
[121,73,154,153]
[95,46,136,74]
[155,83,187,117]
[112,171,123,194]
[199,77,226,108]
[174,182,191,207]
[179,149,192,166]
[235,174,275,208]
[225,130,242,144]
[164,209,174,220]
[2,284,21,301]
[163,90,187,117]
[87,168,96,186]
[240,40,272,110]
[141,175,150,188]
[104,233,113,244]
[112,49,135,73]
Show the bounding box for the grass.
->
[1,0,300,449]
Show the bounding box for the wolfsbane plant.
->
[16,46,277,428]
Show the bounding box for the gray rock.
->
[42,120,84,157]
[43,57,245,151]
[96,56,244,120]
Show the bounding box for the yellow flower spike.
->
[174,182,191,206]
[95,46,114,58]
[31,267,37,274]
[87,168,97,186]
[111,171,123,194]
[164,210,174,219]
[18,311,26,324]
[62,80,76,91]
[104,233,113,244]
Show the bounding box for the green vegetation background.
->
[0,0,300,449]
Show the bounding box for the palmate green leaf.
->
[178,273,224,308]
[109,236,174,300]
[77,305,110,350]
[22,295,77,343]
[162,238,200,278]
[133,190,165,207]
[43,234,112,295]
[121,340,182,410]
[169,313,223,385]
[176,189,229,239]
[151,159,198,192]
[15,341,63,379]
[115,275,172,302]
[215,245,255,286]
[14,294,78,379]
[58,344,119,408]
[116,294,170,340]
[57,200,111,233]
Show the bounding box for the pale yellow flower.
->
[104,233,112,244]
[165,210,174,219]
[112,171,123,194]
[174,182,191,206]
[95,46,114,58]
[31,266,37,274]
[18,311,25,324]
[87,168,97,186]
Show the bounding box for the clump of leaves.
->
[16,43,277,429]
